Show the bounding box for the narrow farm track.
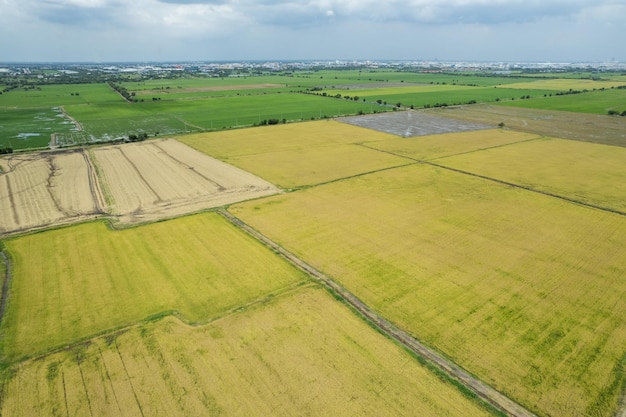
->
[81,149,107,215]
[0,251,11,325]
[217,209,538,417]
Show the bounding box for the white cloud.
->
[0,0,623,61]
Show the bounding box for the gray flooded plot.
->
[338,110,491,137]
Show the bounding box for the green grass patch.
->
[497,87,626,114]
[0,107,76,149]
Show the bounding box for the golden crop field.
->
[1,212,307,361]
[231,163,626,417]
[434,136,626,213]
[2,286,494,417]
[179,120,408,188]
[497,79,626,90]
[366,128,540,161]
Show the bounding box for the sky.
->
[0,0,624,63]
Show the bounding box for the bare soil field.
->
[93,139,279,225]
[0,150,104,235]
[0,139,279,235]
[435,104,626,147]
[339,110,491,137]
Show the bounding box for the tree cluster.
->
[108,82,133,102]
[0,147,14,154]
[126,132,149,142]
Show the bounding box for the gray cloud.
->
[157,0,228,4]
[0,0,624,62]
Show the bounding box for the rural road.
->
[218,209,539,417]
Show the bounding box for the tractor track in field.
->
[217,208,538,417]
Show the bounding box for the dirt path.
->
[59,106,83,132]
[217,209,538,417]
[0,251,12,325]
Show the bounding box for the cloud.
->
[0,0,624,62]
[157,0,228,4]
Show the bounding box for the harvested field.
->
[231,163,626,417]
[435,104,626,147]
[92,139,280,224]
[0,138,279,235]
[180,121,408,188]
[2,286,494,417]
[338,110,491,137]
[437,136,626,213]
[0,212,307,361]
[367,128,540,160]
[0,150,103,235]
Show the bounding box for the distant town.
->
[1,59,625,81]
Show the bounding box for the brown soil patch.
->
[433,104,626,147]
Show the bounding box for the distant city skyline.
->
[1,0,624,63]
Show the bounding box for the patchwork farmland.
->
[0,139,278,234]
[1,97,626,417]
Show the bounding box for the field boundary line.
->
[358,143,626,217]
[117,147,163,203]
[423,160,626,217]
[151,142,226,191]
[290,162,416,191]
[3,175,20,227]
[217,208,538,417]
[81,149,108,215]
[425,136,546,161]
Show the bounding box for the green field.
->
[2,70,625,150]
[498,87,626,114]
[231,160,626,417]
[0,107,77,149]
[0,213,307,361]
[321,85,560,108]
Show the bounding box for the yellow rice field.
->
[1,212,307,361]
[435,136,626,213]
[231,163,626,417]
[366,128,540,160]
[1,286,494,417]
[179,120,407,188]
[498,79,626,90]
